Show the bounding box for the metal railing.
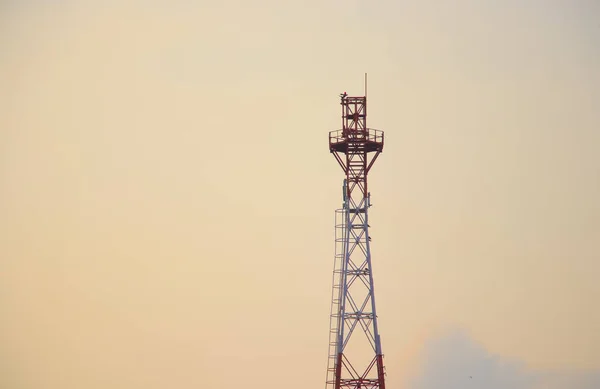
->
[329,128,384,146]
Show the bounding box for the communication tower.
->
[325,76,386,389]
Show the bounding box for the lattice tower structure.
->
[325,92,386,389]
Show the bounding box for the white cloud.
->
[407,329,600,389]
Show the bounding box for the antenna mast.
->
[325,79,387,389]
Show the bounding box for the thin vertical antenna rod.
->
[365,73,368,128]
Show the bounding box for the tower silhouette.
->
[325,84,386,389]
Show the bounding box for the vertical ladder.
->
[325,207,347,389]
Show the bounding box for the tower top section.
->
[329,93,384,155]
[329,89,384,201]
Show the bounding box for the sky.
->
[1,1,599,388]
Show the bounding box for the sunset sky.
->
[1,1,599,388]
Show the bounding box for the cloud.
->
[407,328,600,389]
[535,371,600,389]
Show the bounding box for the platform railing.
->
[329,128,384,147]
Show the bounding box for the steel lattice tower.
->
[325,82,386,389]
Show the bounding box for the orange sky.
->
[1,1,599,388]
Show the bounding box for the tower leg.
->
[335,353,343,389]
[376,354,385,389]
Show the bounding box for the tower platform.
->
[329,128,384,154]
